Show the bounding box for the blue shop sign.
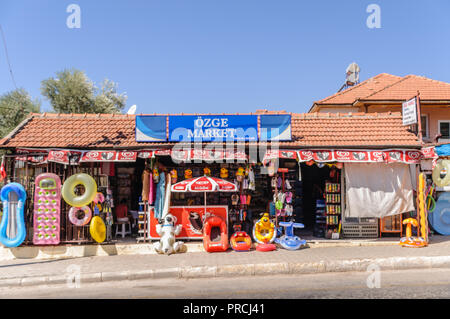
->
[169,115,258,142]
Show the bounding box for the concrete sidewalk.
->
[0,235,449,288]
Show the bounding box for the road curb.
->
[2,255,450,288]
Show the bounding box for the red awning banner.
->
[296,149,424,164]
[262,149,298,164]
[80,150,137,162]
[189,149,248,162]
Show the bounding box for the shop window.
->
[420,115,428,138]
[439,121,450,141]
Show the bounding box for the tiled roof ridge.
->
[314,73,400,104]
[361,75,413,100]
[294,111,400,119]
[29,111,292,118]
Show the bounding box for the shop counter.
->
[148,205,228,240]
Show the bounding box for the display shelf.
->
[325,181,342,237]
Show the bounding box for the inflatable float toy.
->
[230,231,252,252]
[0,183,27,248]
[203,215,228,253]
[432,160,450,187]
[220,167,229,179]
[33,173,61,245]
[89,216,106,243]
[429,192,450,235]
[153,213,185,255]
[275,221,307,250]
[253,213,277,244]
[93,192,105,204]
[62,173,97,207]
[400,173,428,248]
[253,213,277,252]
[68,206,92,226]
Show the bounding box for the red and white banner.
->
[296,149,424,164]
[171,176,238,192]
[262,149,298,164]
[189,149,247,162]
[80,150,137,162]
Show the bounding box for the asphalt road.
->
[1,267,450,299]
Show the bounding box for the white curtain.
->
[344,163,415,218]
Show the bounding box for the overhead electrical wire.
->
[0,24,18,90]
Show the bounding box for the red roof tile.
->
[314,73,450,106]
[0,112,420,150]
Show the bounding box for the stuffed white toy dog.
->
[153,213,185,255]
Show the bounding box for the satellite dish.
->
[346,62,360,85]
[127,105,137,115]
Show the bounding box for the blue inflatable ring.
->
[428,192,450,236]
[0,183,27,248]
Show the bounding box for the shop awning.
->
[137,148,247,162]
[262,148,430,165]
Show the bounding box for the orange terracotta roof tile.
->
[0,112,420,150]
[314,73,450,106]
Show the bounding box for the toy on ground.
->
[33,173,61,245]
[203,215,228,253]
[0,183,27,248]
[68,206,92,226]
[400,173,428,248]
[62,173,97,207]
[230,231,252,251]
[153,213,185,255]
[253,213,277,251]
[275,221,307,250]
[89,215,106,243]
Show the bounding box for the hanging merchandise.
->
[161,174,172,219]
[0,183,27,248]
[68,206,92,226]
[248,165,255,191]
[170,169,178,183]
[33,173,61,245]
[61,173,97,207]
[89,215,106,243]
[148,171,155,205]
[203,167,211,176]
[141,168,151,202]
[153,167,160,184]
[153,213,185,255]
[184,169,193,179]
[154,171,166,220]
[236,167,245,182]
[220,167,229,179]
[432,160,450,187]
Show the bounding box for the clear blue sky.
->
[1,0,449,114]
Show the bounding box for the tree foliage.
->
[0,88,41,138]
[41,69,127,114]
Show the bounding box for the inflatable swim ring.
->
[89,216,106,243]
[252,213,276,244]
[203,216,228,253]
[0,183,27,248]
[432,160,450,187]
[230,231,252,251]
[275,221,307,250]
[68,206,92,226]
[256,243,276,252]
[62,173,97,207]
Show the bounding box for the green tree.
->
[0,88,41,138]
[41,69,127,114]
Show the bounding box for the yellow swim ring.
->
[90,216,106,243]
[253,213,276,244]
[62,173,97,207]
